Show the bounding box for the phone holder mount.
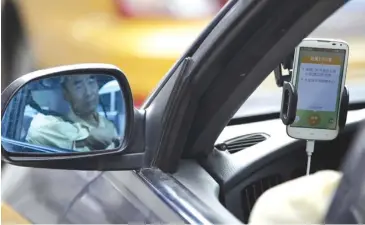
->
[274,52,294,88]
[275,53,349,132]
[275,51,349,176]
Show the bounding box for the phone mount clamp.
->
[276,52,350,175]
[274,52,294,88]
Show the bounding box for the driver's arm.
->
[26,113,89,151]
[248,170,342,225]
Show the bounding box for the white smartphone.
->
[287,38,349,140]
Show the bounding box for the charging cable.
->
[305,140,315,175]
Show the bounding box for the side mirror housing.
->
[1,64,144,170]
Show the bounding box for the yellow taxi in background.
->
[3,0,226,106]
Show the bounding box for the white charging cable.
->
[305,140,315,175]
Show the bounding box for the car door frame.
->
[141,0,348,171]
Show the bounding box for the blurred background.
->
[1,0,364,114]
[1,0,227,107]
[1,1,364,223]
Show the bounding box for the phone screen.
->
[291,47,346,130]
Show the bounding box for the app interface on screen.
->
[291,47,346,130]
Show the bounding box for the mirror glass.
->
[1,73,127,154]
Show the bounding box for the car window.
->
[234,0,365,119]
[2,88,29,140]
[59,171,184,224]
[115,90,125,112]
[2,168,183,224]
[99,93,112,112]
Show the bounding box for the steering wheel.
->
[324,121,365,224]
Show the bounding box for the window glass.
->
[234,0,365,119]
[115,90,125,112]
[99,93,111,112]
[60,172,184,224]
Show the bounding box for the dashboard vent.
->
[241,174,283,223]
[216,133,269,153]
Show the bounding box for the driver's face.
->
[63,75,99,116]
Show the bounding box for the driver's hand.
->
[85,127,117,150]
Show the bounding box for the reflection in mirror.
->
[1,74,126,154]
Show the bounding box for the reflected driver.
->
[26,75,119,152]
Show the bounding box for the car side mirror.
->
[1,64,144,170]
